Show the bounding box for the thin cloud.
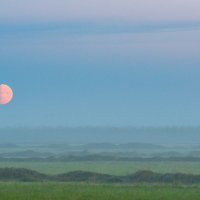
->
[0,21,200,36]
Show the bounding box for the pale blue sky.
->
[0,1,200,127]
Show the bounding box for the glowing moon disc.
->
[0,84,13,105]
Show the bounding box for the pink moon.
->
[0,84,13,105]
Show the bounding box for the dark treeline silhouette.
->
[1,168,200,184]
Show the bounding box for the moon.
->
[0,84,13,105]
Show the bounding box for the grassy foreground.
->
[0,183,200,200]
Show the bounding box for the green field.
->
[0,182,199,200]
[0,161,200,175]
[1,158,200,199]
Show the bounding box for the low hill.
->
[0,150,53,158]
[0,168,200,184]
[1,155,200,162]
[0,168,48,181]
[54,171,122,183]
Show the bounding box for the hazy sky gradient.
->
[1,0,200,22]
[0,1,200,127]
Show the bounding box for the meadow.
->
[0,182,200,200]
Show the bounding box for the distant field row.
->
[0,182,200,200]
[0,161,200,175]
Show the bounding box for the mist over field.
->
[0,126,200,145]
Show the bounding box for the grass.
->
[0,161,200,175]
[0,161,200,199]
[0,182,200,200]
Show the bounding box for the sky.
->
[1,0,200,127]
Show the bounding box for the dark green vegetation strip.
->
[1,168,200,184]
[0,183,200,200]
